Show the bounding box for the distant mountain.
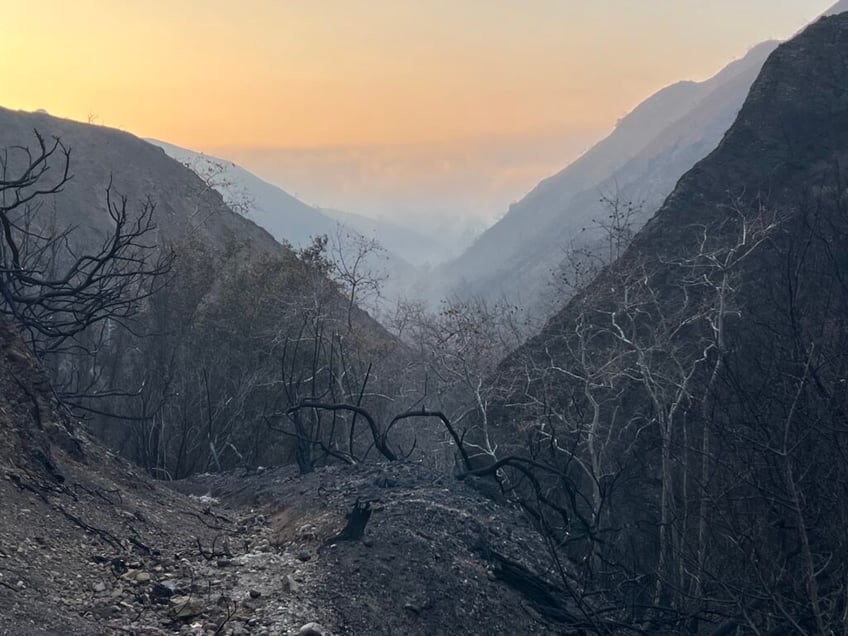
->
[823,0,848,16]
[149,140,444,267]
[148,139,340,249]
[319,207,454,266]
[207,129,602,261]
[438,40,779,310]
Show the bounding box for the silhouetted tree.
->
[0,131,173,357]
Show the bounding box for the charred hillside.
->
[0,315,226,634]
[482,12,848,633]
[0,107,402,480]
[0,107,280,256]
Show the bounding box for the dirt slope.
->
[179,462,571,635]
[1,315,565,635]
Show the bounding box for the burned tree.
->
[0,131,173,357]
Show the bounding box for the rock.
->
[152,582,174,601]
[111,558,128,576]
[121,569,151,584]
[403,595,432,614]
[92,581,107,593]
[249,589,261,599]
[296,551,311,562]
[216,558,231,567]
[93,605,121,619]
[255,538,271,551]
[284,574,300,593]
[298,623,325,636]
[169,595,203,619]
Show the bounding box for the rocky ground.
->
[0,454,572,635]
[0,320,571,635]
[177,462,571,635]
[0,442,331,635]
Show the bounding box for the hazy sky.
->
[2,1,835,149]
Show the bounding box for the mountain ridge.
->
[0,106,289,267]
[437,38,780,311]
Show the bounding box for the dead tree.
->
[325,499,373,543]
[0,131,174,357]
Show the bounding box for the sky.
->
[0,1,838,231]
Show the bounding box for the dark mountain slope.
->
[0,107,398,478]
[482,13,848,632]
[0,315,233,634]
[0,107,282,258]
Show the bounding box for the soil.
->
[0,320,571,635]
[177,462,571,635]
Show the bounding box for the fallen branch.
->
[57,506,123,551]
[196,535,232,561]
[179,510,225,531]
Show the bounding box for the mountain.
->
[148,140,431,315]
[482,12,848,631]
[0,108,282,258]
[823,0,848,15]
[0,106,401,476]
[438,40,778,310]
[149,140,446,267]
[148,139,340,249]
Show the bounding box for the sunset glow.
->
[2,1,832,150]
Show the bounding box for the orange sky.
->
[2,1,834,150]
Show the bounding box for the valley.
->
[2,2,848,634]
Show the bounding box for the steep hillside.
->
[481,12,848,632]
[148,139,340,250]
[439,40,777,309]
[0,107,399,479]
[0,108,281,258]
[0,315,238,634]
[149,140,427,309]
[152,138,448,265]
